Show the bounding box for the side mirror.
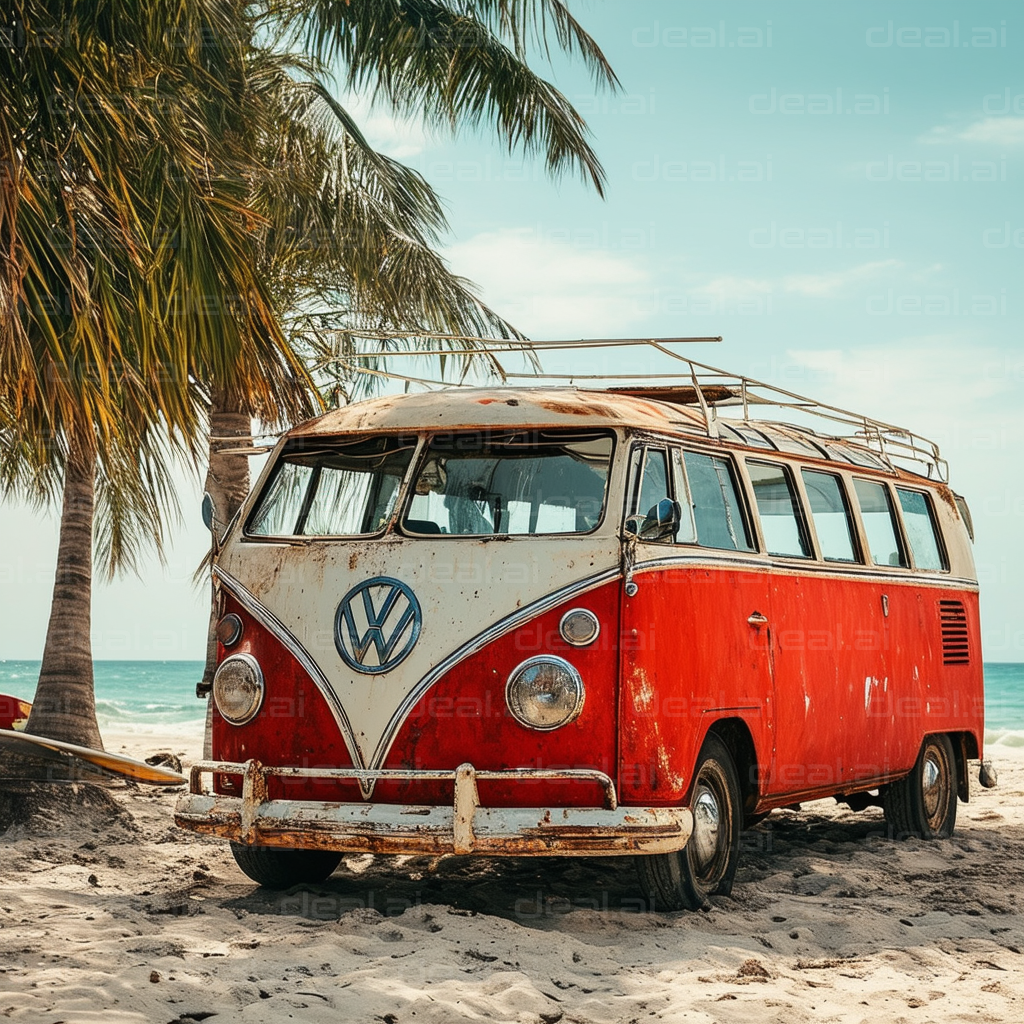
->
[639,498,681,542]
[201,492,217,533]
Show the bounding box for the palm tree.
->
[1,0,617,747]
[0,0,315,746]
[205,0,618,521]
[196,3,617,687]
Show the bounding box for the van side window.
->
[632,448,673,544]
[853,479,908,567]
[637,449,669,514]
[682,452,754,552]
[801,469,859,563]
[670,448,698,544]
[747,461,812,559]
[895,488,948,571]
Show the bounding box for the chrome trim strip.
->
[212,566,368,781]
[365,566,622,780]
[630,551,978,589]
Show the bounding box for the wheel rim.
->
[921,742,950,831]
[691,784,721,870]
[687,762,731,887]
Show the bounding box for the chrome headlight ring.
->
[505,655,585,731]
[559,608,600,647]
[212,653,265,726]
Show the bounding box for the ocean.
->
[1,660,1023,746]
[0,660,207,737]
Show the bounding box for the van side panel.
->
[766,574,983,801]
[845,584,983,783]
[767,568,896,796]
[617,561,774,807]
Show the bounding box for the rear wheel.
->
[230,842,342,889]
[883,734,958,839]
[637,734,741,911]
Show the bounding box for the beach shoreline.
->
[1,730,1022,1022]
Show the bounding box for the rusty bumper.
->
[174,760,693,857]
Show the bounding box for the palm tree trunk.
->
[200,387,253,689]
[25,434,102,748]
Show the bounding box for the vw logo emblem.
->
[335,576,422,675]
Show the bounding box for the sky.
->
[0,0,1021,663]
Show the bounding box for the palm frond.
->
[281,0,613,194]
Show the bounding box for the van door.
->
[618,444,773,806]
[842,478,919,783]
[746,459,856,798]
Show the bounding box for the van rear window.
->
[896,488,947,571]
[247,436,418,537]
[402,431,612,536]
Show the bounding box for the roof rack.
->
[327,332,947,482]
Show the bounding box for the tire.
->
[883,734,958,840]
[230,842,342,889]
[636,733,742,911]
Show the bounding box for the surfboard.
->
[0,729,187,786]
[0,693,32,731]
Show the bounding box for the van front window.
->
[247,436,418,537]
[403,431,613,536]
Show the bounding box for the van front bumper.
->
[174,760,693,857]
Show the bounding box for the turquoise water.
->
[1,659,1022,740]
[0,660,206,729]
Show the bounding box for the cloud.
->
[336,92,431,159]
[687,261,904,301]
[920,116,1024,147]
[783,343,1022,438]
[446,228,651,338]
[687,274,772,299]
[781,259,904,297]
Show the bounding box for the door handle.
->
[747,611,768,627]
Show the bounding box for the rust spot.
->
[536,398,592,417]
[934,483,958,513]
[348,551,359,571]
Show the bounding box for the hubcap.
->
[922,751,943,818]
[691,784,721,870]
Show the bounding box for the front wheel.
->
[230,842,342,889]
[883,734,958,839]
[636,733,741,911]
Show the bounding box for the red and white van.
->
[176,377,985,909]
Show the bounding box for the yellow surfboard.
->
[0,728,186,786]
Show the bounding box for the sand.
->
[1,727,1022,1023]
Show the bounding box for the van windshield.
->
[402,431,613,536]
[247,436,418,537]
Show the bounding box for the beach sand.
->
[1,729,1022,1023]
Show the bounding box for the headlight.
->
[505,656,585,731]
[559,608,600,647]
[213,654,264,725]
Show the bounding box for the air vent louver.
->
[939,600,970,665]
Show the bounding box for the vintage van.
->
[175,377,986,909]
